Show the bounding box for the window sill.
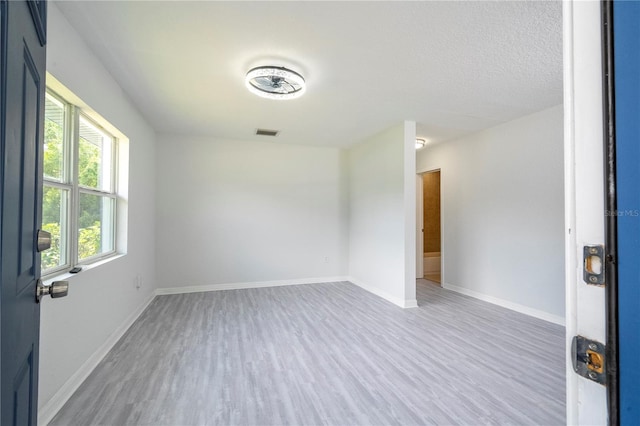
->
[43,253,126,285]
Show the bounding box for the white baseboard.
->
[348,277,418,309]
[403,299,419,308]
[37,276,412,424]
[155,276,350,295]
[37,292,156,426]
[442,282,565,326]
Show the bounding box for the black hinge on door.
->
[572,335,606,385]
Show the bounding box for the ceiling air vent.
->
[256,129,279,137]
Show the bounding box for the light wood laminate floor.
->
[50,280,565,425]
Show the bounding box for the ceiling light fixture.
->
[245,66,306,100]
[415,138,426,149]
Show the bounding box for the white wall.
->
[39,2,157,422]
[416,105,565,322]
[348,121,417,308]
[155,135,349,290]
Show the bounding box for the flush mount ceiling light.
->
[415,138,426,149]
[245,66,306,100]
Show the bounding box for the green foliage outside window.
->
[78,222,101,260]
[41,222,61,269]
[42,114,106,270]
[42,118,64,270]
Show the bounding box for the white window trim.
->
[42,89,120,278]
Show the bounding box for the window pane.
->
[42,185,68,270]
[44,94,65,181]
[78,116,113,191]
[78,192,115,260]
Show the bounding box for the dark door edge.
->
[601,1,620,425]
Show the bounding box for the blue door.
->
[0,1,47,425]
[613,0,640,423]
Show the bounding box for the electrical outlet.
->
[324,257,330,264]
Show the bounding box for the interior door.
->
[0,1,47,425]
[611,1,640,422]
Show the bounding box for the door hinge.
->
[572,335,606,385]
[583,245,605,286]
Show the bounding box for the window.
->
[42,90,118,275]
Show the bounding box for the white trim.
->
[563,0,578,423]
[43,85,121,278]
[416,165,446,297]
[565,1,608,423]
[416,174,424,278]
[442,282,566,326]
[37,292,156,426]
[403,299,419,309]
[348,277,418,309]
[155,276,350,295]
[42,254,126,285]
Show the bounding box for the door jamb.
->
[416,174,424,278]
[601,1,620,423]
[416,168,443,286]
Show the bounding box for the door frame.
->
[563,0,611,423]
[0,3,4,421]
[601,1,619,421]
[416,168,443,286]
[603,0,640,422]
[416,174,423,278]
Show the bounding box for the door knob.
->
[36,279,69,303]
[37,229,52,252]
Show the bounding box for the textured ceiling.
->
[54,1,562,147]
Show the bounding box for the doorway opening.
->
[418,170,441,285]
